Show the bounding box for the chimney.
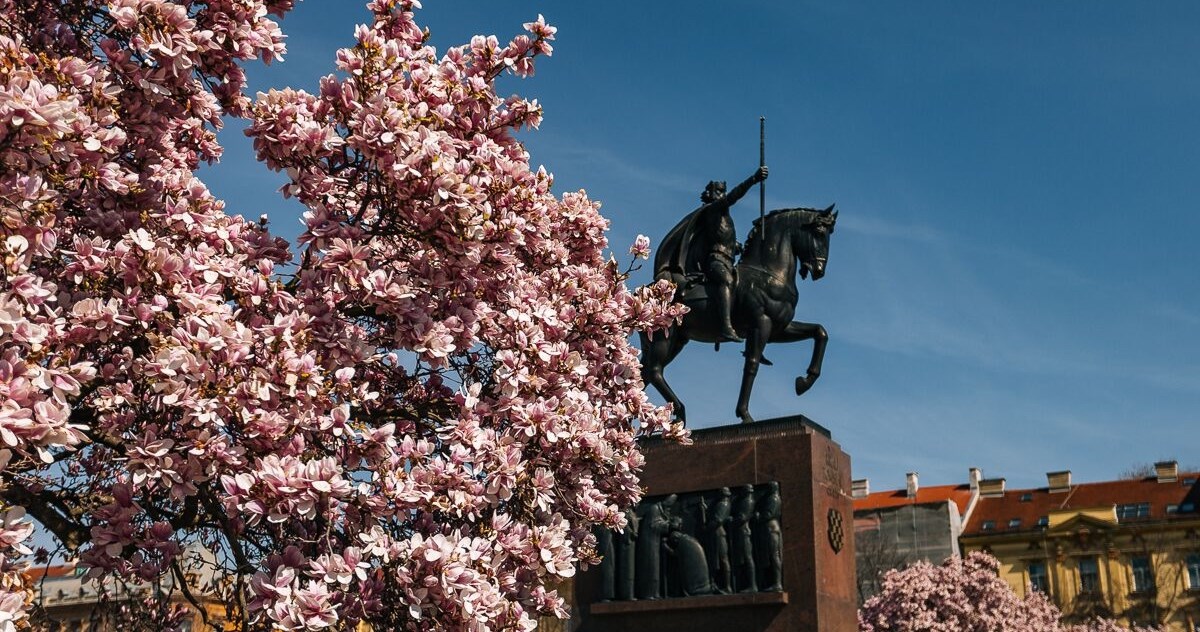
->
[978,478,1006,498]
[906,472,919,498]
[851,479,870,499]
[969,467,983,491]
[1155,460,1178,483]
[1047,470,1071,493]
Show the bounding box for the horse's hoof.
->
[739,413,755,424]
[795,377,812,396]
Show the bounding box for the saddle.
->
[672,272,733,307]
[669,272,772,364]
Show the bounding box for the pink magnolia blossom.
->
[1,0,683,629]
[629,234,652,260]
[859,552,1163,632]
[0,589,25,632]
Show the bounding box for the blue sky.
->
[203,2,1200,492]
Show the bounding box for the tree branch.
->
[169,558,211,629]
[4,483,90,550]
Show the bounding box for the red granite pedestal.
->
[574,415,856,632]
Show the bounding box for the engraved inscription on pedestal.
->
[597,483,785,602]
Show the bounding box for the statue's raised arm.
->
[720,166,768,210]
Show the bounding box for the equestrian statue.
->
[639,165,836,424]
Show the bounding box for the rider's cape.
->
[653,205,712,285]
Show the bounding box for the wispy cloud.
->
[828,215,1108,378]
[1128,365,1200,394]
[1148,301,1200,328]
[837,213,948,245]
[528,136,697,195]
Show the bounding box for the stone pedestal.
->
[574,415,856,632]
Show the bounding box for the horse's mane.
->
[745,207,832,244]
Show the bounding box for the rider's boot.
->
[714,283,743,343]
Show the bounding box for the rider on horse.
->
[643,202,836,425]
[657,166,768,343]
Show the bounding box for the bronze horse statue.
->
[640,206,836,424]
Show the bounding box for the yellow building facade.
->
[960,463,1200,631]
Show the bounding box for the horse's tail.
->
[637,328,661,384]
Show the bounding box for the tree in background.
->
[859,552,1163,632]
[0,0,683,629]
[1117,462,1199,481]
[853,520,910,607]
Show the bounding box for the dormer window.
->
[1116,502,1151,520]
[981,520,996,531]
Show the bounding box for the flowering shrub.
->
[859,552,1162,632]
[0,0,683,629]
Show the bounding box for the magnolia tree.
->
[0,0,685,629]
[859,552,1162,632]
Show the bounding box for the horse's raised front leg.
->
[735,316,774,424]
[770,321,828,396]
[639,329,690,425]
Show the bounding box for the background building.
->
[852,468,981,604]
[960,461,1200,632]
[24,549,230,631]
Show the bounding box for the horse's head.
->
[796,204,837,281]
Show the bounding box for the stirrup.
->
[743,351,774,366]
[718,329,744,344]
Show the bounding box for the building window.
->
[1187,554,1200,590]
[1079,557,1100,594]
[1182,502,1196,513]
[1036,515,1049,527]
[1116,502,1151,520]
[1130,556,1154,593]
[1008,518,1021,528]
[1167,504,1179,514]
[1020,493,1033,502]
[981,520,996,531]
[1028,562,1049,594]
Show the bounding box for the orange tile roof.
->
[22,564,77,583]
[854,483,974,517]
[962,473,1200,537]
